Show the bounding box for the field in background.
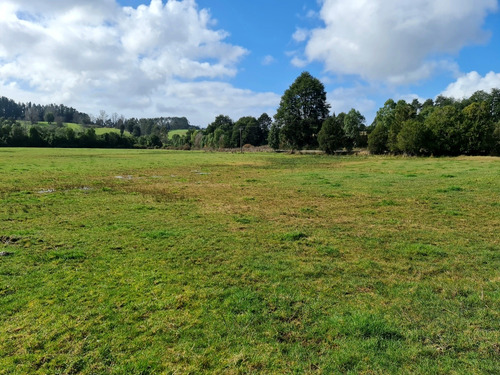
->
[168,129,189,137]
[65,122,83,131]
[0,149,498,374]
[93,127,127,136]
[19,121,132,136]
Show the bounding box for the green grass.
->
[18,121,131,135]
[93,127,126,135]
[66,123,84,131]
[0,149,499,374]
[168,129,189,137]
[19,121,83,130]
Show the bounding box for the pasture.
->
[168,129,189,137]
[20,121,132,136]
[0,149,498,374]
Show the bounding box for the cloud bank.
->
[442,71,500,98]
[301,0,498,84]
[0,0,279,125]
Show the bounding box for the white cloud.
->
[301,0,498,84]
[291,57,308,68]
[292,28,309,43]
[0,0,275,125]
[262,55,276,66]
[441,71,500,99]
[157,81,280,125]
[327,86,377,120]
[306,10,318,19]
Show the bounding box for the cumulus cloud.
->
[158,81,279,124]
[0,0,276,125]
[301,0,498,84]
[441,71,500,99]
[327,86,377,121]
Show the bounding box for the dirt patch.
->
[37,189,56,194]
[0,236,20,245]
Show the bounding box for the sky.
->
[1,0,500,127]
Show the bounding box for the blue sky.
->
[1,0,500,126]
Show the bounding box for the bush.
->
[368,123,388,154]
[318,115,345,154]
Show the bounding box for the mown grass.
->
[0,149,498,374]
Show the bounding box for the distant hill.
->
[18,121,132,136]
[0,95,198,133]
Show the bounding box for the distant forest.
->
[1,71,500,155]
[0,96,199,149]
[365,93,500,156]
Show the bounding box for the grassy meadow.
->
[0,148,498,374]
[168,129,189,137]
[20,121,132,136]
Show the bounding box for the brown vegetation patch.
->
[1,236,20,245]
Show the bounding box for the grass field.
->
[93,127,127,136]
[19,121,131,136]
[19,121,83,131]
[63,123,83,131]
[0,149,498,374]
[168,129,189,137]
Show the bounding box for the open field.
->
[0,149,499,374]
[19,121,82,130]
[93,127,129,136]
[168,129,189,137]
[19,121,131,136]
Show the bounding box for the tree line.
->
[266,72,499,156]
[0,96,195,133]
[1,72,500,155]
[0,96,200,149]
[0,118,202,149]
[1,97,92,125]
[202,114,272,149]
[0,119,133,148]
[367,93,500,156]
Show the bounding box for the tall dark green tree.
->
[257,113,272,145]
[268,122,281,150]
[318,114,346,154]
[397,118,429,155]
[388,100,414,153]
[461,102,495,155]
[274,72,330,150]
[343,109,365,151]
[29,127,45,147]
[233,116,260,147]
[206,115,233,135]
[368,99,396,154]
[493,122,500,155]
[44,112,55,125]
[424,105,462,155]
[206,115,234,148]
[490,88,500,122]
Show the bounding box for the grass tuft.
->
[281,231,308,241]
